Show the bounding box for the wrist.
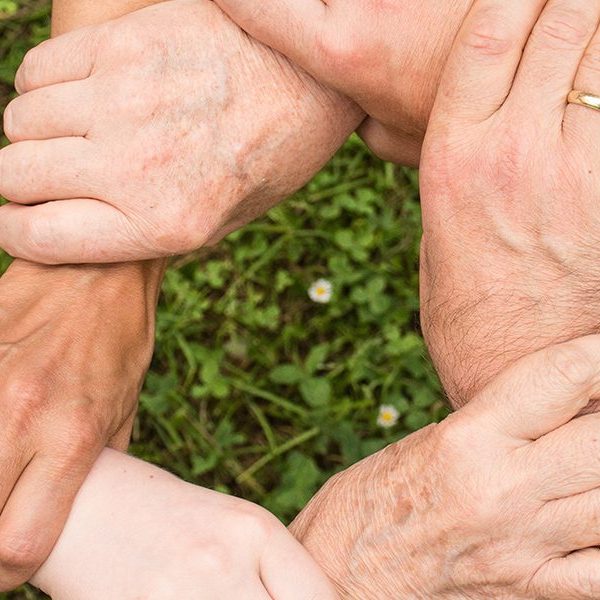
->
[4,258,166,302]
[421,241,600,405]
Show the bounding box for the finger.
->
[510,0,600,119]
[532,412,600,499]
[467,336,600,440]
[0,449,99,591]
[0,453,29,518]
[0,138,100,203]
[260,526,339,600]
[432,0,549,125]
[357,118,422,166]
[4,80,93,142]
[0,200,138,265]
[542,488,600,554]
[14,26,101,95]
[565,18,600,135]
[535,548,600,599]
[108,412,136,452]
[213,0,327,80]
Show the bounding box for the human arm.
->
[0,0,362,264]
[419,0,600,407]
[27,449,338,600]
[292,337,600,599]
[211,0,472,166]
[0,0,363,588]
[0,0,169,590]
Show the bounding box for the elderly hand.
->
[0,0,360,264]
[419,0,600,405]
[0,259,163,590]
[212,0,469,165]
[31,450,338,600]
[292,336,600,599]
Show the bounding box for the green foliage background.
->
[0,2,445,598]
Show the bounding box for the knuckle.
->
[0,534,44,576]
[3,378,47,424]
[546,343,595,387]
[461,8,516,57]
[64,412,104,458]
[536,7,593,49]
[319,32,363,71]
[2,101,18,142]
[229,499,279,542]
[580,42,600,76]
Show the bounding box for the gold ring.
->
[567,90,600,112]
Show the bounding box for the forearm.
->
[419,243,595,408]
[52,0,165,32]
[29,449,192,597]
[2,2,169,351]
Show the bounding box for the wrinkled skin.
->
[0,0,360,263]
[32,450,338,600]
[0,259,163,590]
[420,0,600,405]
[290,2,600,597]
[291,336,600,599]
[213,0,471,165]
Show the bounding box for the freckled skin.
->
[290,335,600,598]
[0,0,362,264]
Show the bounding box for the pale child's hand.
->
[31,450,338,600]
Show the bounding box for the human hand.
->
[292,336,600,599]
[0,0,360,264]
[0,259,163,590]
[31,449,338,600]
[212,0,468,165]
[419,0,600,405]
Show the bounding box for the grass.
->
[0,2,445,598]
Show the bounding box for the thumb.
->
[468,336,600,441]
[214,0,327,78]
[260,524,339,600]
[430,0,548,126]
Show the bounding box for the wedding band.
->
[567,90,600,112]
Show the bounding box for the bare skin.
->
[29,450,339,600]
[0,0,168,589]
[25,336,600,599]
[420,0,600,406]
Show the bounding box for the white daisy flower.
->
[308,279,333,304]
[377,405,400,429]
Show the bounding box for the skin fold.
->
[28,449,339,600]
[6,0,600,596]
[0,0,357,588]
[0,0,478,586]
